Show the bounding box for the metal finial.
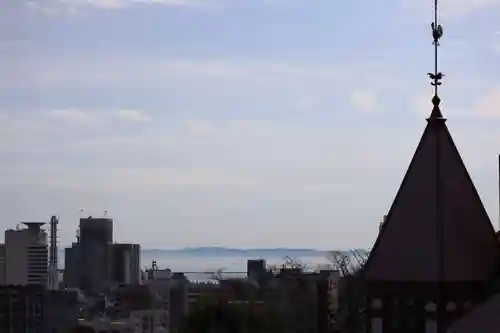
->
[427,0,444,101]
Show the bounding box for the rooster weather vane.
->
[427,0,444,94]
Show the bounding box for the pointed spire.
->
[428,95,445,121]
[362,0,499,283]
[427,0,444,120]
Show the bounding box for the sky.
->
[0,0,499,250]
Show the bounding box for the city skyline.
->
[1,0,500,249]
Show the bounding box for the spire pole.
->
[428,0,444,119]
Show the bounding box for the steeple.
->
[427,0,444,121]
[363,0,499,282]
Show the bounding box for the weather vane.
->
[427,0,444,97]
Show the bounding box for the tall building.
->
[247,259,266,280]
[79,216,113,244]
[110,243,141,286]
[72,217,113,295]
[63,244,80,289]
[0,244,5,285]
[64,216,140,295]
[5,222,48,286]
[0,285,45,332]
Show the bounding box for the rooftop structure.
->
[362,0,500,332]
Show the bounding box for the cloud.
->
[493,31,500,53]
[350,90,379,114]
[0,163,255,193]
[475,87,500,119]
[1,53,380,91]
[183,119,218,138]
[45,109,96,124]
[401,0,500,18]
[23,0,210,14]
[441,0,499,17]
[290,96,319,111]
[115,109,152,122]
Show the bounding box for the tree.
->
[327,250,368,333]
[179,293,286,333]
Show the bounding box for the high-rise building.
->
[79,217,113,244]
[79,217,113,295]
[0,285,45,332]
[0,244,5,285]
[110,243,141,286]
[64,216,140,295]
[5,222,48,286]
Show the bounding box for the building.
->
[247,259,267,281]
[106,284,168,333]
[363,100,499,332]
[64,217,140,295]
[64,244,80,289]
[0,284,45,333]
[76,317,133,333]
[447,293,500,333]
[78,217,113,294]
[5,222,48,286]
[0,244,5,285]
[45,289,80,333]
[265,268,339,333]
[146,270,190,332]
[361,60,500,333]
[110,243,141,286]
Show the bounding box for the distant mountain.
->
[60,246,369,258]
[143,247,329,257]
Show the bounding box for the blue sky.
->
[0,0,499,249]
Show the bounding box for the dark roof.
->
[448,293,500,333]
[363,104,499,281]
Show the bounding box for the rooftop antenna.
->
[49,215,59,290]
[427,0,444,119]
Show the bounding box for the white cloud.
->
[108,168,255,190]
[493,31,500,53]
[46,109,96,124]
[24,0,209,14]
[0,54,377,91]
[350,90,379,114]
[115,109,152,122]
[475,87,500,119]
[442,0,498,17]
[183,119,218,138]
[291,96,319,111]
[0,164,254,192]
[401,0,500,18]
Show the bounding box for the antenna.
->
[427,0,444,118]
[49,215,60,290]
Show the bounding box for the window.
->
[425,320,437,333]
[371,318,383,333]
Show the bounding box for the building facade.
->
[0,244,5,285]
[0,285,45,333]
[362,100,500,333]
[110,243,141,286]
[5,222,48,286]
[64,217,140,295]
